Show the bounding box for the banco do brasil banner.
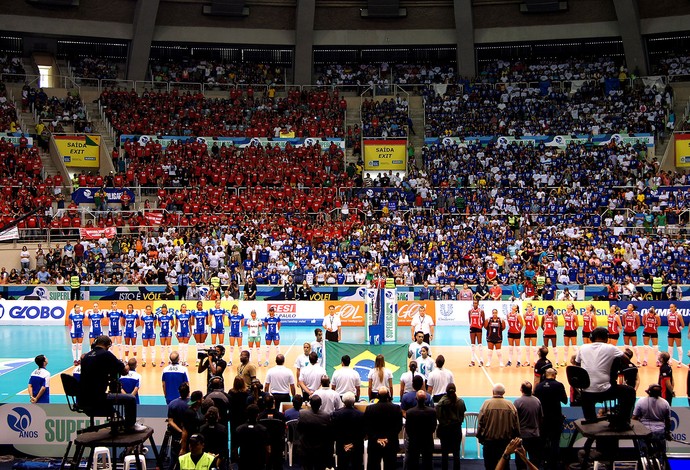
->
[363,139,407,171]
[54,135,100,168]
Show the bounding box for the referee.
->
[322,305,342,342]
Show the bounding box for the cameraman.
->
[78,335,145,433]
[198,345,227,393]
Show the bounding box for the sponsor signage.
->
[324,301,365,327]
[71,187,136,205]
[0,301,67,325]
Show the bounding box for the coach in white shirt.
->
[311,375,343,414]
[298,352,327,400]
[264,354,296,409]
[410,305,435,344]
[331,354,361,401]
[322,305,342,342]
[426,355,455,403]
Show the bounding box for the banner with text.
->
[324,300,365,326]
[675,133,690,168]
[363,139,407,171]
[0,300,67,326]
[54,135,100,168]
[71,187,136,205]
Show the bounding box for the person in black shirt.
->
[236,404,270,470]
[533,368,567,470]
[298,281,314,301]
[283,276,297,300]
[331,392,365,470]
[198,345,227,393]
[199,406,228,470]
[244,277,257,300]
[78,335,144,432]
[532,347,552,391]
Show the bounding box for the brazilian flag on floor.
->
[325,342,408,384]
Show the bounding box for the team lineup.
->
[65,299,686,375]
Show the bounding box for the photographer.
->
[78,335,145,433]
[198,345,227,393]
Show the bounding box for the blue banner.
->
[612,301,690,326]
[71,187,136,205]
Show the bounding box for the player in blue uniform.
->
[263,306,281,367]
[191,300,209,366]
[108,301,124,360]
[209,299,226,346]
[141,305,157,367]
[175,303,192,366]
[28,354,50,403]
[227,304,244,366]
[158,303,174,367]
[68,304,85,365]
[88,302,105,346]
[123,304,140,361]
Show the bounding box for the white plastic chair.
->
[461,412,480,458]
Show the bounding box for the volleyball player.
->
[191,300,209,366]
[264,306,281,367]
[642,306,660,366]
[667,303,685,367]
[607,305,622,345]
[175,303,192,366]
[141,304,157,367]
[622,304,641,365]
[522,302,539,366]
[123,303,140,360]
[562,302,579,366]
[246,310,262,360]
[108,301,124,360]
[88,302,105,346]
[485,308,505,367]
[541,305,559,366]
[506,304,524,367]
[582,304,597,345]
[209,299,226,346]
[68,304,85,365]
[227,304,244,366]
[468,299,485,366]
[158,303,174,367]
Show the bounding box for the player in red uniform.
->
[541,305,560,365]
[667,303,685,367]
[642,306,661,366]
[506,304,524,367]
[562,302,579,366]
[522,303,539,366]
[607,306,622,345]
[622,304,641,365]
[581,303,598,344]
[468,299,486,366]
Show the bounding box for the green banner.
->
[325,342,408,384]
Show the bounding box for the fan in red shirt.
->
[488,280,502,300]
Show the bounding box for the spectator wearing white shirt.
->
[331,354,361,401]
[368,354,393,401]
[298,352,327,400]
[408,331,431,360]
[427,355,455,403]
[311,375,343,414]
[410,305,435,344]
[264,354,296,409]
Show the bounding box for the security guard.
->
[652,275,664,301]
[70,270,81,301]
[179,434,217,470]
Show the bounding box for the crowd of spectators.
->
[21,85,88,132]
[70,56,119,80]
[423,79,672,138]
[654,55,690,79]
[99,87,344,138]
[0,54,26,81]
[150,59,286,86]
[0,83,19,132]
[314,62,459,86]
[360,96,409,137]
[477,57,624,84]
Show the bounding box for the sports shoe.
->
[152,362,156,367]
[485,362,491,367]
[73,360,78,366]
[479,360,484,366]
[264,361,269,367]
[524,362,531,367]
[516,361,521,367]
[642,361,648,366]
[677,362,683,368]
[142,362,146,367]
[499,362,505,367]
[229,360,233,366]
[469,361,475,367]
[506,361,512,367]
[128,423,147,433]
[160,362,165,367]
